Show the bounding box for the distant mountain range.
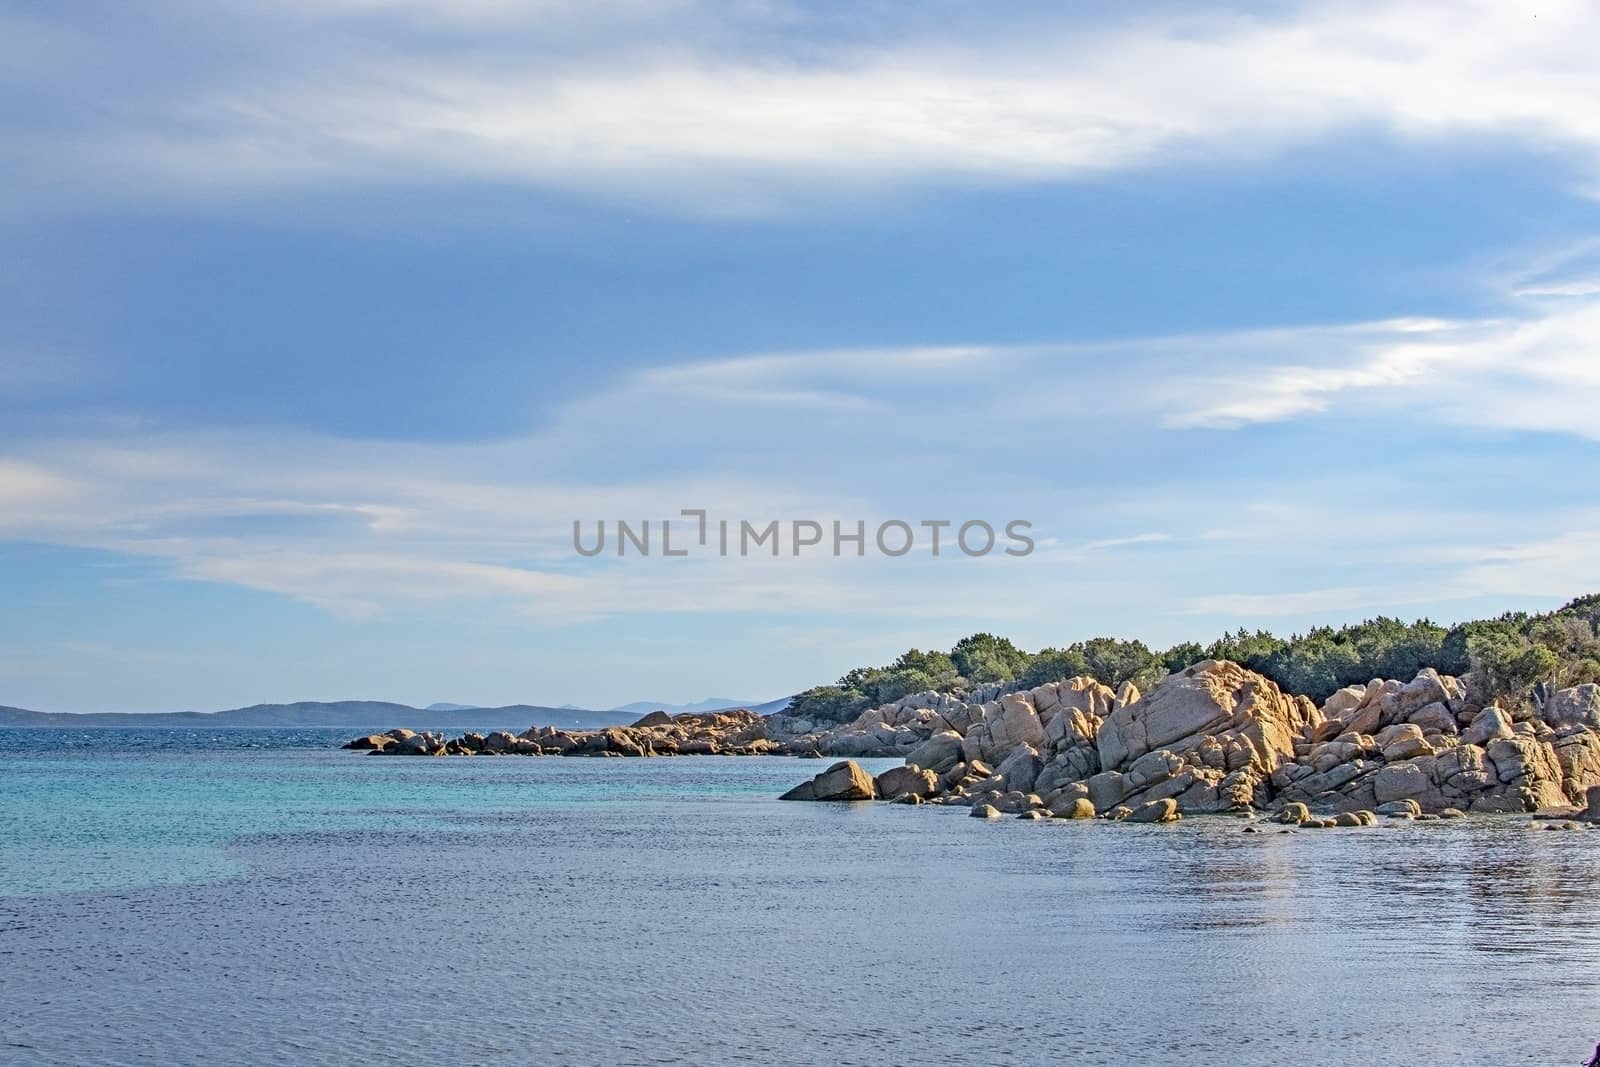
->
[0,701,638,732]
[0,694,796,730]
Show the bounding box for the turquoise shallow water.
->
[0,729,866,896]
[3,729,1600,1066]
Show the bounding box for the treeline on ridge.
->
[786,594,1600,725]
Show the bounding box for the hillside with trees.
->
[786,594,1600,724]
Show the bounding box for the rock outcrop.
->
[829,662,1600,822]
[779,760,876,802]
[345,709,779,757]
[346,664,1600,826]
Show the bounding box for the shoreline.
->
[348,659,1600,828]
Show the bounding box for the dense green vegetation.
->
[785,594,1600,724]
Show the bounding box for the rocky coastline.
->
[344,707,786,757]
[346,661,1600,827]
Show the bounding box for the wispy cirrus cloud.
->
[1129,243,1600,438]
[3,264,1599,629]
[10,2,1600,214]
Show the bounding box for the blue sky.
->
[4,1,1600,712]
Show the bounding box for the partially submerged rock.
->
[1127,798,1181,824]
[874,764,938,801]
[1053,797,1097,820]
[779,760,877,802]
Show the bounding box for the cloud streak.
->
[10,1,1600,213]
[4,269,1599,628]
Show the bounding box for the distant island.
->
[0,695,794,732]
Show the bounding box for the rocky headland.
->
[346,660,1600,827]
[777,662,1600,827]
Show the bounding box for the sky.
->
[4,0,1600,712]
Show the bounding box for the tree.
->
[1161,641,1206,674]
[1468,630,1559,708]
[888,648,958,690]
[786,592,1600,716]
[1018,647,1090,689]
[1204,629,1286,674]
[1078,637,1163,689]
[787,685,870,725]
[1262,631,1363,703]
[950,633,1029,684]
[871,668,937,705]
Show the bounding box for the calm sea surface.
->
[2,728,1599,1066]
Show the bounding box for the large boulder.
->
[1048,676,1118,720]
[1320,686,1367,724]
[1554,731,1600,799]
[996,744,1044,794]
[1374,762,1433,806]
[1393,669,1453,720]
[989,693,1046,750]
[875,765,938,800]
[600,727,647,757]
[1483,736,1567,809]
[904,730,964,775]
[1095,660,1305,777]
[1053,796,1097,819]
[1127,798,1180,824]
[391,732,436,755]
[1378,724,1433,762]
[1462,707,1514,746]
[1431,743,1494,797]
[631,710,674,728]
[1545,685,1600,730]
[1407,703,1458,737]
[1085,770,1128,813]
[961,692,1046,765]
[779,760,877,802]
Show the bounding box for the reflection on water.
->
[1,730,1597,1066]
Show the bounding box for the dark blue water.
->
[3,729,1599,1066]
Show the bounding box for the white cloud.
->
[12,1,1600,212]
[1139,297,1600,439]
[1178,586,1403,618]
[0,458,81,509]
[1447,529,1600,601]
[1516,280,1600,298]
[4,265,1600,630]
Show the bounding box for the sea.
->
[2,728,1598,1066]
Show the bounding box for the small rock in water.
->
[1054,798,1097,820]
[1275,802,1310,826]
[971,803,1002,820]
[1128,799,1180,824]
[1376,799,1422,819]
[778,760,876,802]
